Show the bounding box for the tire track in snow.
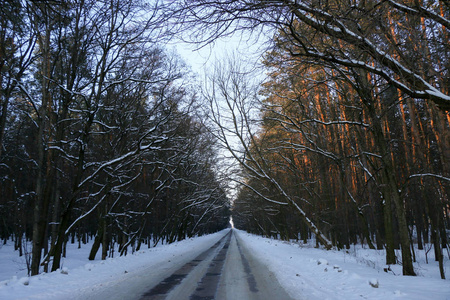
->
[189,233,232,299]
[140,230,293,300]
[140,231,231,299]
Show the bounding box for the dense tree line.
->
[168,0,450,278]
[0,0,229,276]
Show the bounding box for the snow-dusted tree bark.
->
[0,0,231,275]
[28,2,56,275]
[45,2,180,270]
[11,0,184,273]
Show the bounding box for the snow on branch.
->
[386,0,450,29]
[283,0,450,109]
[409,173,450,182]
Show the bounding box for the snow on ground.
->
[237,230,450,300]
[0,229,449,300]
[0,231,228,300]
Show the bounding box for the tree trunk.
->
[371,106,415,275]
[101,215,109,260]
[383,195,396,265]
[89,231,103,261]
[30,4,56,275]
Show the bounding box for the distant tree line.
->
[0,0,229,276]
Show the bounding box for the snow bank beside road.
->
[0,230,228,300]
[236,230,450,300]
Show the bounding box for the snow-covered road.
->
[140,230,293,300]
[216,231,293,300]
[59,229,293,300]
[1,229,449,300]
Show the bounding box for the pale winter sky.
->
[170,32,269,76]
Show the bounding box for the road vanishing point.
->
[140,229,293,300]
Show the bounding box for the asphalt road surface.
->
[140,230,293,300]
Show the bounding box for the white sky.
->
[170,33,269,77]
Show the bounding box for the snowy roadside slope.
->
[236,230,450,300]
[1,229,448,300]
[0,230,228,300]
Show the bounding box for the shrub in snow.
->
[333,265,342,272]
[19,277,29,286]
[383,266,395,275]
[369,278,379,288]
